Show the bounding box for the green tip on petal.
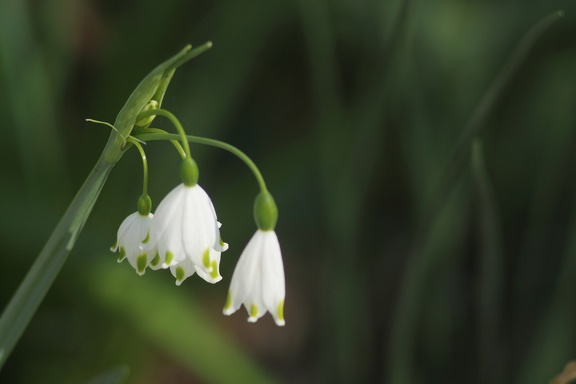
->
[111,241,118,251]
[277,301,285,326]
[210,260,220,279]
[250,304,258,319]
[224,291,233,312]
[165,251,174,265]
[151,252,160,267]
[202,249,211,269]
[253,192,278,230]
[175,266,185,282]
[117,246,126,262]
[142,232,150,244]
[136,254,147,274]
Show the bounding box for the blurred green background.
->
[1,0,576,383]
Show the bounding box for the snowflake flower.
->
[111,212,154,275]
[223,229,285,326]
[147,183,225,280]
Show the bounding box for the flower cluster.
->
[113,182,226,285]
[110,111,286,326]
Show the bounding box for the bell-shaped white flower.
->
[148,183,225,278]
[111,211,154,275]
[223,230,285,326]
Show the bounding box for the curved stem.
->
[170,140,186,159]
[137,109,191,159]
[135,130,269,193]
[127,138,149,196]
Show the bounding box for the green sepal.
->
[181,158,199,186]
[137,194,152,216]
[253,192,278,231]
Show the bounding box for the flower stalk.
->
[0,43,213,369]
[134,130,269,193]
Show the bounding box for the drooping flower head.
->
[223,192,286,326]
[111,195,155,275]
[147,158,226,284]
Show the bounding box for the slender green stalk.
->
[127,138,149,196]
[169,140,186,159]
[134,130,269,193]
[136,109,192,159]
[0,154,115,369]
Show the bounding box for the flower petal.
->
[223,230,286,326]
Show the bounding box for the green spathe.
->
[253,192,278,231]
[103,43,212,165]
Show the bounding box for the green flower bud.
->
[135,100,159,127]
[253,192,278,231]
[181,157,199,186]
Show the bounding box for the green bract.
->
[103,43,212,164]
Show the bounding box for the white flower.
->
[223,230,285,326]
[147,183,226,281]
[111,212,154,275]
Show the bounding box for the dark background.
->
[1,0,576,383]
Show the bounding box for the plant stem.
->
[0,154,115,369]
[135,130,269,193]
[127,138,149,196]
[136,109,192,159]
